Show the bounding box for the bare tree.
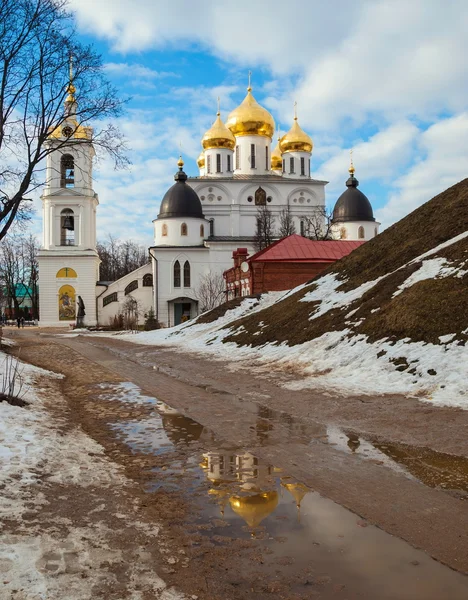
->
[0,234,39,318]
[278,205,296,238]
[254,205,275,252]
[301,207,334,240]
[0,0,128,241]
[196,271,226,313]
[121,295,141,332]
[97,235,148,281]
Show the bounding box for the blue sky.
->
[32,0,468,245]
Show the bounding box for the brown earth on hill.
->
[218,179,468,348]
[193,296,259,325]
[328,177,468,291]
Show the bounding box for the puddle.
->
[328,425,468,496]
[98,383,468,599]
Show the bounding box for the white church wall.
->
[38,252,100,327]
[331,221,380,241]
[98,263,153,326]
[154,216,208,246]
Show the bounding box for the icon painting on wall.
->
[58,284,76,320]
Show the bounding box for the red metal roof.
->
[250,234,365,263]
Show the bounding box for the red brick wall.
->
[252,261,331,294]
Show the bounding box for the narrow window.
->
[209,219,214,237]
[250,144,256,169]
[200,224,205,237]
[235,145,240,169]
[60,209,75,246]
[181,223,188,236]
[227,154,231,172]
[289,157,295,174]
[207,155,211,174]
[374,227,378,237]
[358,226,365,239]
[143,274,153,287]
[282,159,285,173]
[183,261,191,287]
[60,154,75,188]
[174,261,181,287]
[308,158,311,176]
[265,147,269,171]
[162,223,168,237]
[216,153,221,173]
[340,227,347,240]
[300,220,305,237]
[300,157,305,176]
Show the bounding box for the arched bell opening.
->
[60,209,75,246]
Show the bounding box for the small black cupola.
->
[332,160,375,223]
[158,157,204,219]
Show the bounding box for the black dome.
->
[158,167,204,219]
[332,174,375,223]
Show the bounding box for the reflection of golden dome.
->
[282,481,309,507]
[202,112,235,150]
[197,152,205,168]
[271,138,282,171]
[279,118,313,154]
[226,87,275,138]
[229,491,278,528]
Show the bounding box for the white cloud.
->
[377,113,468,226]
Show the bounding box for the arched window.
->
[60,154,75,188]
[289,157,295,174]
[174,261,181,288]
[209,219,214,237]
[358,226,365,239]
[340,227,347,240]
[183,261,191,288]
[124,280,138,295]
[181,223,188,236]
[200,224,205,237]
[60,209,75,246]
[162,223,168,237]
[143,273,153,287]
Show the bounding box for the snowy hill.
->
[112,179,468,408]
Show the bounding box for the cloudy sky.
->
[40,0,468,244]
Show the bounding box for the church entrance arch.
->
[58,284,76,321]
[168,296,198,326]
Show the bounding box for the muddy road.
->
[6,328,468,599]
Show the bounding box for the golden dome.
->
[197,152,205,169]
[226,87,275,138]
[229,491,278,528]
[48,118,92,140]
[202,112,235,150]
[279,117,313,154]
[271,137,282,171]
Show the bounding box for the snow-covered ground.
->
[93,232,468,409]
[0,351,186,599]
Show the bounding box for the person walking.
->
[16,317,20,329]
[20,317,25,328]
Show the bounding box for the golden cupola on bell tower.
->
[200,99,235,178]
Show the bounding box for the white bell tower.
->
[38,62,100,327]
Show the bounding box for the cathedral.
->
[38,78,380,328]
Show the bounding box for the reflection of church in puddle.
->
[158,401,310,529]
[200,450,309,529]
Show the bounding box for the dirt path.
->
[5,328,468,599]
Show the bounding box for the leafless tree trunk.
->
[97,235,149,281]
[254,205,276,252]
[301,207,334,240]
[196,272,226,313]
[122,295,141,332]
[0,0,129,241]
[278,205,296,238]
[0,234,40,318]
